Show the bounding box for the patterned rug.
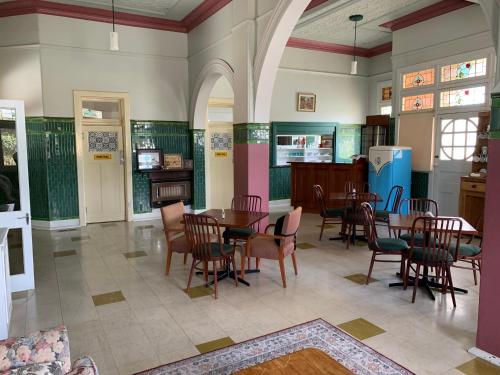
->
[136,319,414,375]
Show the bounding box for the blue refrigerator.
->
[368,146,412,213]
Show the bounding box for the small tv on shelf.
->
[137,149,163,171]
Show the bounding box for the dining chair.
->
[344,181,370,193]
[161,201,189,275]
[404,216,461,307]
[361,203,409,284]
[184,213,238,299]
[313,185,343,240]
[398,198,439,244]
[375,185,404,235]
[243,207,302,288]
[449,216,482,285]
[343,192,377,249]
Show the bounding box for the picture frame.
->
[183,159,193,169]
[136,149,163,171]
[297,93,316,112]
[164,154,183,170]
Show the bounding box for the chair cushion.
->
[409,247,453,265]
[399,233,436,246]
[448,242,481,258]
[320,208,344,218]
[206,243,235,257]
[376,238,409,252]
[223,227,256,241]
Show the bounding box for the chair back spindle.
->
[361,202,378,249]
[400,198,438,216]
[183,213,224,261]
[232,195,262,231]
[344,181,370,193]
[313,185,328,216]
[384,185,404,213]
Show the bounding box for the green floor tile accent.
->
[123,251,148,259]
[337,318,385,340]
[184,285,214,299]
[457,358,500,375]
[53,250,77,258]
[92,291,126,306]
[296,242,316,250]
[195,337,235,354]
[71,235,90,242]
[344,273,377,285]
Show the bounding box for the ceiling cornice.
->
[379,0,473,31]
[287,37,392,58]
[0,0,232,33]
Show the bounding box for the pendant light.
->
[349,14,363,75]
[109,0,119,51]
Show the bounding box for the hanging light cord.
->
[353,20,357,62]
[112,0,115,32]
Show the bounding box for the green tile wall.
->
[131,121,191,214]
[411,171,429,198]
[269,166,290,200]
[491,93,500,139]
[234,123,270,144]
[191,129,205,210]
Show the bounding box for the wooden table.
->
[234,348,353,375]
[388,213,478,299]
[198,209,269,286]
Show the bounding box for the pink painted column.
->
[476,94,500,357]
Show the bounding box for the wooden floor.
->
[234,348,353,374]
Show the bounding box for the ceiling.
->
[44,0,204,20]
[293,0,445,49]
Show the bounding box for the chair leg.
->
[240,251,246,279]
[291,253,298,275]
[404,260,411,290]
[412,264,421,303]
[366,251,376,285]
[319,218,325,241]
[472,260,478,286]
[446,265,456,308]
[399,255,406,281]
[278,256,287,288]
[203,261,208,282]
[183,253,188,265]
[346,225,351,249]
[213,261,218,299]
[387,222,392,238]
[165,248,173,275]
[186,259,196,292]
[256,257,260,269]
[231,256,238,287]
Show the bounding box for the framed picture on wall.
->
[297,93,316,112]
[164,154,183,170]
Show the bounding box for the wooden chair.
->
[243,207,302,288]
[161,201,189,275]
[184,213,237,299]
[343,192,377,249]
[375,185,404,235]
[398,198,439,243]
[361,202,409,284]
[404,216,461,307]
[313,185,343,240]
[344,181,369,193]
[223,195,262,242]
[449,216,482,285]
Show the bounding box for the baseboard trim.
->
[32,219,81,230]
[468,347,500,366]
[269,199,292,212]
[132,209,162,221]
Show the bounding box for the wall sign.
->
[94,154,112,160]
[215,151,228,158]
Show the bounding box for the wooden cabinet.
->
[459,176,485,234]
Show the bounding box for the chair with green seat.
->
[361,202,409,285]
[375,185,403,235]
[404,216,461,307]
[449,216,482,285]
[313,185,343,241]
[398,198,439,244]
[184,213,238,299]
[224,195,262,242]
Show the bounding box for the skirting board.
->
[468,347,500,367]
[133,205,194,221]
[269,199,292,212]
[32,219,80,231]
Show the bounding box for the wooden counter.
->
[459,175,486,234]
[290,160,367,212]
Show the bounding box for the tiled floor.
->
[9,213,488,375]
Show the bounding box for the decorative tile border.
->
[234,123,270,145]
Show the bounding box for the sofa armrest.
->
[67,356,99,375]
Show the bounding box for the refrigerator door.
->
[369,148,394,210]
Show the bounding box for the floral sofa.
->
[0,325,98,375]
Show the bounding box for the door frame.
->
[73,91,132,226]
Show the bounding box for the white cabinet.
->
[0,229,11,339]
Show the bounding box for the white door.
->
[0,100,34,292]
[83,126,125,223]
[433,114,478,216]
[207,123,234,209]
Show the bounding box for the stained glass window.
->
[402,69,435,89]
[401,93,434,112]
[439,86,486,108]
[381,87,392,101]
[440,58,487,82]
[439,117,478,161]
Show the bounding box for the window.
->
[439,86,486,108]
[403,68,435,89]
[380,105,392,115]
[0,108,15,121]
[439,117,478,161]
[440,58,487,83]
[401,93,434,112]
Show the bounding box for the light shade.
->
[350,60,358,75]
[109,31,119,51]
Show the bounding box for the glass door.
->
[0,100,34,292]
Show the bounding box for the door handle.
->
[18,213,30,225]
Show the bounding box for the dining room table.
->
[197,208,269,287]
[388,213,478,300]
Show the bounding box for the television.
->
[137,149,163,171]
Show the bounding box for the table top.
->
[329,192,383,202]
[234,348,353,375]
[200,209,269,228]
[388,214,478,235]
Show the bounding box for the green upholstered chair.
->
[398,198,439,244]
[343,192,377,249]
[361,202,409,284]
[375,185,403,235]
[313,184,343,241]
[449,217,482,285]
[404,216,461,307]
